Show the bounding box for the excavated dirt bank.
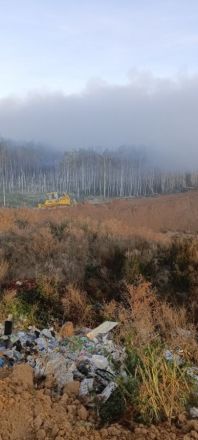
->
[0,364,198,440]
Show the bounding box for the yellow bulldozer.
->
[38,192,72,208]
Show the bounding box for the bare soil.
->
[0,364,197,440]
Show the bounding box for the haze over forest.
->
[0,72,198,170]
[0,0,198,198]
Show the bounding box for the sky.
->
[0,0,198,164]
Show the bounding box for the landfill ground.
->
[1,363,198,440]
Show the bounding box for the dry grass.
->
[61,285,95,326]
[0,289,17,321]
[103,280,198,362]
[37,275,59,301]
[156,302,198,363]
[0,259,9,284]
[136,344,191,423]
[124,281,157,345]
[103,281,158,346]
[1,190,198,240]
[0,196,197,424]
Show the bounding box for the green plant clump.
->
[120,340,194,424]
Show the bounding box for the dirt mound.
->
[0,365,129,440]
[0,364,197,440]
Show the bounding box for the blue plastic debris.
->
[0,357,5,368]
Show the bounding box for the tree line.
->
[0,140,197,202]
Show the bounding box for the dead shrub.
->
[155,301,198,362]
[31,225,55,259]
[156,302,189,338]
[61,285,94,325]
[102,281,159,345]
[123,281,157,345]
[37,275,59,301]
[0,289,17,321]
[0,259,9,283]
[103,299,119,320]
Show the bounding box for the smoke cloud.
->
[0,71,198,168]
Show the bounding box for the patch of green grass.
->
[0,192,45,207]
[119,340,194,424]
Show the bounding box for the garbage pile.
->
[0,319,126,419]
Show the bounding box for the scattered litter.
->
[187,367,198,384]
[91,354,109,370]
[189,407,198,418]
[4,315,13,336]
[3,317,197,420]
[40,328,54,339]
[0,357,5,368]
[87,321,118,339]
[79,378,94,396]
[164,349,183,366]
[176,327,192,339]
[99,381,118,402]
[15,281,23,286]
[0,320,125,408]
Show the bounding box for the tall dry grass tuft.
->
[136,343,191,423]
[103,299,119,320]
[156,301,198,363]
[0,259,9,284]
[103,279,198,364]
[37,275,59,301]
[102,281,157,346]
[0,289,17,321]
[120,281,158,345]
[61,285,94,326]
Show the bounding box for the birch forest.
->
[0,140,197,200]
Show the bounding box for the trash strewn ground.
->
[0,320,126,418]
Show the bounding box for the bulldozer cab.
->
[47,192,58,200]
